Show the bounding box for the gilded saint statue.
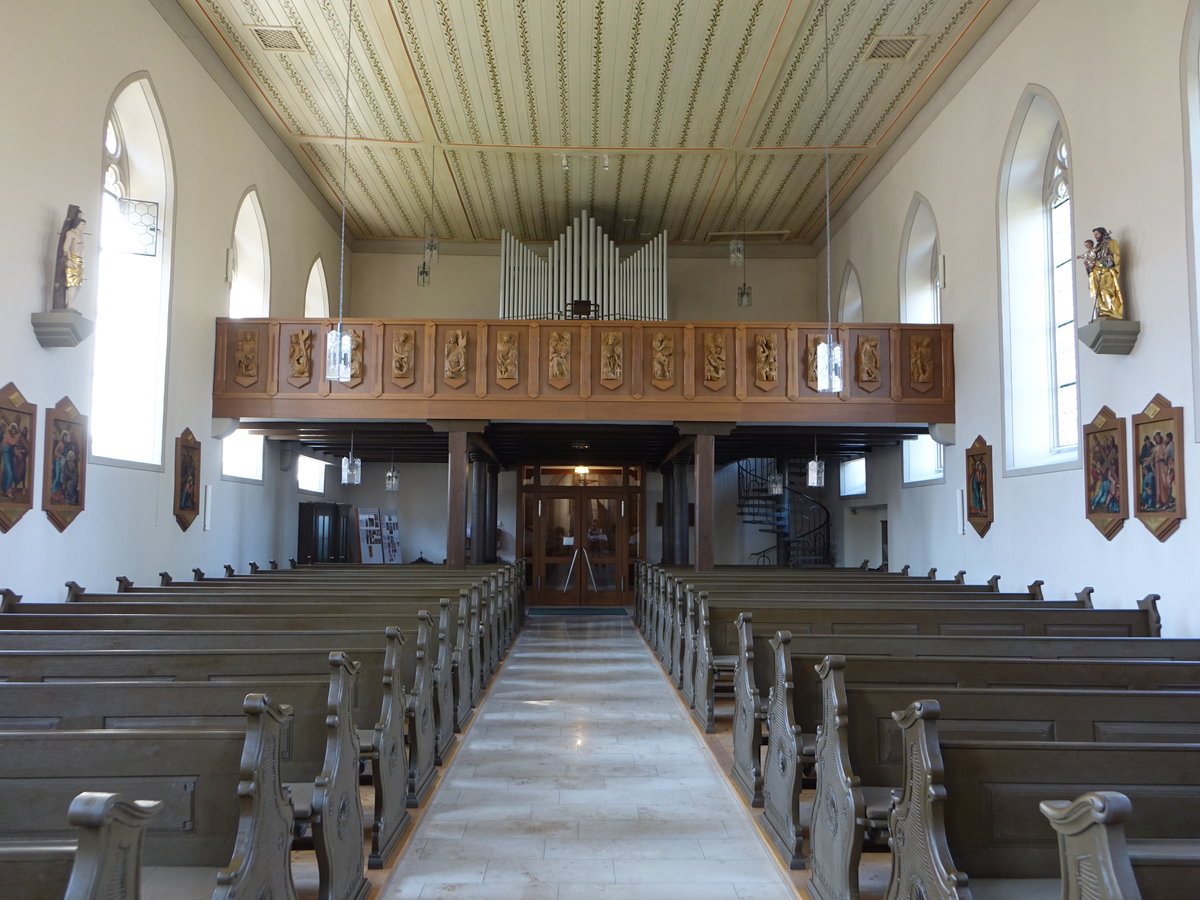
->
[52,205,87,310]
[1082,227,1125,320]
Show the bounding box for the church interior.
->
[2,0,1200,897]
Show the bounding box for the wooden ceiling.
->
[175,0,1012,249]
[247,420,927,467]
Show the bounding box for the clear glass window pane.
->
[221,430,264,481]
[296,455,326,493]
[840,457,867,496]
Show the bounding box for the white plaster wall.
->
[827,0,1200,635]
[351,249,817,321]
[0,1,340,600]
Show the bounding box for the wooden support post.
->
[447,432,468,567]
[661,464,675,565]
[694,434,714,572]
[672,457,690,566]
[469,450,488,565]
[485,463,499,563]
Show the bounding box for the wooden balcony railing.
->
[212,318,954,425]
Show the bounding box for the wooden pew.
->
[286,652,370,900]
[729,624,1200,808]
[69,585,498,716]
[638,567,1013,664]
[0,791,162,900]
[68,583,496,707]
[0,626,436,857]
[0,694,295,898]
[802,654,1200,895]
[1040,790,1200,900]
[886,701,1200,899]
[0,604,462,766]
[688,594,1156,731]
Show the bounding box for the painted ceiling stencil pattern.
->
[179,0,1010,248]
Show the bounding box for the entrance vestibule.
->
[520,465,642,606]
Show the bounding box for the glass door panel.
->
[541,495,581,603]
[581,495,621,600]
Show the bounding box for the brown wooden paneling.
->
[212,318,956,426]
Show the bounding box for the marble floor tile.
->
[378,613,797,900]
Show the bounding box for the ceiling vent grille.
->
[865,36,920,62]
[706,230,790,244]
[252,27,305,52]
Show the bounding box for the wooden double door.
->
[523,479,640,606]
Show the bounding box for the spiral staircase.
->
[737,458,832,567]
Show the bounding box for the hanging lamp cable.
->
[326,0,354,381]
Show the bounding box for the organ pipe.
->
[499,210,668,320]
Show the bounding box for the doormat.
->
[527,607,629,616]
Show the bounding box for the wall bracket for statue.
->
[1077,318,1140,355]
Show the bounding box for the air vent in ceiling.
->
[252,27,305,52]
[706,230,790,244]
[865,36,920,62]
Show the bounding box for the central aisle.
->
[381,612,798,899]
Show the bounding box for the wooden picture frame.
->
[965,435,993,537]
[1132,394,1185,542]
[41,396,86,532]
[0,383,37,533]
[1082,406,1128,540]
[173,427,202,532]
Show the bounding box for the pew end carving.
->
[1039,791,1142,900]
[63,791,164,900]
[214,693,298,900]
[761,630,808,868]
[807,654,866,900]
[885,700,971,900]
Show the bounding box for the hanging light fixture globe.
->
[341,430,361,486]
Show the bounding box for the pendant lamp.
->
[326,0,355,383]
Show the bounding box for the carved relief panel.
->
[234,329,260,388]
[909,335,934,393]
[443,328,469,389]
[753,333,779,392]
[286,329,313,388]
[897,328,947,400]
[547,330,572,389]
[650,330,675,391]
[855,335,881,393]
[391,329,416,388]
[347,328,366,388]
[495,330,519,389]
[599,331,624,390]
[703,332,728,391]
